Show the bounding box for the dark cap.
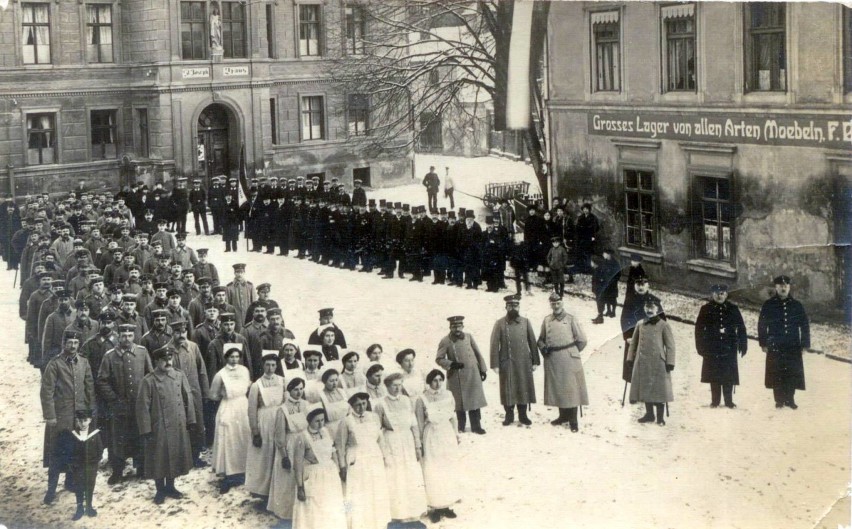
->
[232,263,246,271]
[151,347,174,362]
[630,253,644,263]
[63,329,82,341]
[503,294,521,303]
[267,307,282,317]
[773,275,792,285]
[151,309,168,319]
[121,293,137,303]
[256,283,271,292]
[318,308,334,317]
[169,320,188,332]
[117,323,136,333]
[710,284,729,293]
[446,315,464,324]
[197,248,209,255]
[196,277,211,286]
[212,286,227,295]
[219,312,236,323]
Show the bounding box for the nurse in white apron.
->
[245,353,285,498]
[268,373,309,519]
[209,347,252,494]
[415,369,461,522]
[318,366,349,438]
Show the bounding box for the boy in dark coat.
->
[54,409,103,520]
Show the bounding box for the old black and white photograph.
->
[0,0,850,528]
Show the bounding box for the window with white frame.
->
[86,4,113,63]
[744,2,786,92]
[21,3,51,65]
[661,4,695,92]
[299,4,322,57]
[301,96,325,140]
[26,113,56,165]
[591,11,620,92]
[91,109,118,160]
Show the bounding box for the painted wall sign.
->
[223,66,249,77]
[182,67,210,79]
[588,111,852,149]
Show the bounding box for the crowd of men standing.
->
[0,172,815,527]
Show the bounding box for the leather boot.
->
[470,409,486,434]
[655,403,666,425]
[638,403,655,423]
[567,407,579,432]
[551,408,569,426]
[518,405,532,426]
[502,406,514,426]
[456,411,466,433]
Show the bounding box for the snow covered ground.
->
[0,155,848,529]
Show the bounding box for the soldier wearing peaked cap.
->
[758,275,810,410]
[695,284,748,409]
[243,282,279,326]
[436,316,488,434]
[490,294,539,426]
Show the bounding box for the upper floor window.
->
[591,11,620,92]
[745,3,786,92]
[347,94,369,136]
[624,168,657,250]
[661,4,695,92]
[21,3,51,65]
[345,6,366,55]
[301,96,325,140]
[299,4,322,57]
[27,113,56,165]
[221,1,246,58]
[181,1,207,60]
[91,109,118,160]
[86,4,113,63]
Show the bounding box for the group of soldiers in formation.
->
[0,179,813,528]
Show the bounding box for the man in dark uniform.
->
[429,208,449,285]
[620,277,665,385]
[758,275,810,409]
[575,203,599,274]
[352,179,367,208]
[243,283,279,325]
[189,179,209,236]
[695,284,748,408]
[423,166,440,213]
[482,216,506,292]
[207,177,223,235]
[460,210,483,290]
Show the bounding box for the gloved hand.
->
[252,434,262,448]
[297,486,306,502]
[449,361,465,370]
[339,467,347,482]
[740,350,747,358]
[282,456,292,470]
[666,364,674,372]
[480,371,487,382]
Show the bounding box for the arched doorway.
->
[197,103,232,184]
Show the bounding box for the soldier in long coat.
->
[40,288,75,368]
[619,277,665,383]
[436,316,488,434]
[627,300,676,426]
[26,274,54,366]
[40,330,95,503]
[96,324,153,483]
[537,293,588,432]
[136,347,196,504]
[695,284,748,408]
[226,263,255,326]
[489,295,539,426]
[758,275,810,409]
[161,320,209,465]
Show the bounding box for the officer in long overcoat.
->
[40,330,95,503]
[537,293,588,432]
[758,275,810,409]
[489,295,539,426]
[436,316,488,434]
[627,300,675,426]
[136,347,196,504]
[96,323,153,483]
[695,284,747,408]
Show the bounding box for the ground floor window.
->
[696,175,733,261]
[623,168,657,249]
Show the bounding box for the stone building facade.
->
[0,0,412,197]
[546,1,852,317]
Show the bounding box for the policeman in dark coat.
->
[575,203,600,274]
[695,284,748,408]
[460,210,483,289]
[208,176,225,235]
[758,275,810,409]
[351,179,367,207]
[188,179,209,236]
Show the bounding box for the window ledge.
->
[618,246,662,264]
[741,91,788,105]
[686,258,737,278]
[656,91,700,104]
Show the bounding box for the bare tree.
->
[326,0,550,199]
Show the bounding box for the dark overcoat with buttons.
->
[136,368,195,479]
[96,345,153,460]
[758,295,810,390]
[695,300,747,386]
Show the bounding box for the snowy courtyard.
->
[0,155,848,529]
